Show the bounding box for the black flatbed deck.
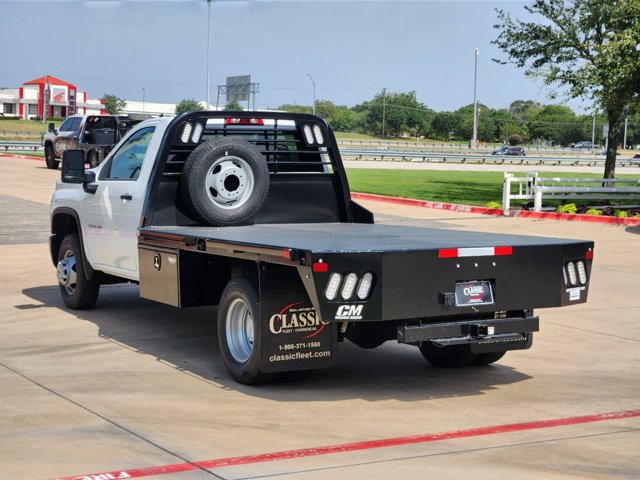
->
[140,223,584,254]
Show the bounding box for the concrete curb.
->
[351,192,640,227]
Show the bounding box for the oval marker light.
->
[313,125,324,144]
[181,123,193,143]
[324,273,342,301]
[303,125,315,144]
[191,123,204,143]
[357,272,374,300]
[341,273,358,300]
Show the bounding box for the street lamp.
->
[307,73,316,115]
[472,48,479,149]
[205,0,214,109]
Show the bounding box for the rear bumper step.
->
[397,316,539,348]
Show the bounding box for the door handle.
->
[120,194,132,201]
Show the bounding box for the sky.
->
[0,0,592,113]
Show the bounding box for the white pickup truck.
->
[49,112,594,384]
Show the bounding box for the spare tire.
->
[181,137,270,226]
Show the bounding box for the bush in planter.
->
[585,208,603,216]
[485,201,501,209]
[557,203,577,214]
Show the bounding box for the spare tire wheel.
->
[181,137,270,226]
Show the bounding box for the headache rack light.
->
[225,118,264,126]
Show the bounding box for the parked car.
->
[491,146,526,156]
[571,141,597,150]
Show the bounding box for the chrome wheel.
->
[205,156,255,210]
[57,249,77,296]
[225,297,255,363]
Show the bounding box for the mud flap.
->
[258,266,337,373]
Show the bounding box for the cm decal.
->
[335,304,363,320]
[269,302,328,338]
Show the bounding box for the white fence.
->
[502,172,640,215]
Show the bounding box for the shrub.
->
[556,203,577,214]
[614,210,629,218]
[485,201,501,209]
[585,208,603,216]
[508,134,525,145]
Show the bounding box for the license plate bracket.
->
[454,280,494,307]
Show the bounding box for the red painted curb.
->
[0,153,43,162]
[51,409,640,480]
[352,192,640,227]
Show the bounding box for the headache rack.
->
[142,111,358,227]
[159,111,343,177]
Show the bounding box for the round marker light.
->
[356,272,374,300]
[313,125,324,144]
[324,273,342,301]
[341,273,358,300]
[181,123,193,143]
[566,262,578,286]
[191,123,204,143]
[303,125,315,144]
[576,260,587,285]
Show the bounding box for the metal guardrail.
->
[502,172,640,214]
[0,141,42,152]
[340,148,640,167]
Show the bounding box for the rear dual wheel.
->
[217,278,277,385]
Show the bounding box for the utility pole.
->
[623,117,628,149]
[591,112,596,147]
[382,87,386,138]
[472,48,479,149]
[307,74,316,115]
[205,0,214,109]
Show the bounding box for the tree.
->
[102,94,127,115]
[528,105,582,145]
[493,0,640,178]
[223,100,244,111]
[175,99,204,115]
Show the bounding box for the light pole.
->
[307,74,316,115]
[472,48,479,149]
[205,0,214,109]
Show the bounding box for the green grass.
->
[0,118,61,139]
[345,168,639,206]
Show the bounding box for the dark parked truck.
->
[43,113,146,169]
[49,112,594,384]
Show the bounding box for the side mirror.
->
[48,122,56,133]
[61,149,86,184]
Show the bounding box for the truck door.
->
[82,124,158,278]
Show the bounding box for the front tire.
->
[419,342,477,368]
[45,144,59,170]
[217,278,276,385]
[56,233,100,309]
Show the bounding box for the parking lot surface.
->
[0,156,638,480]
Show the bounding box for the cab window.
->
[59,118,73,131]
[105,126,155,180]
